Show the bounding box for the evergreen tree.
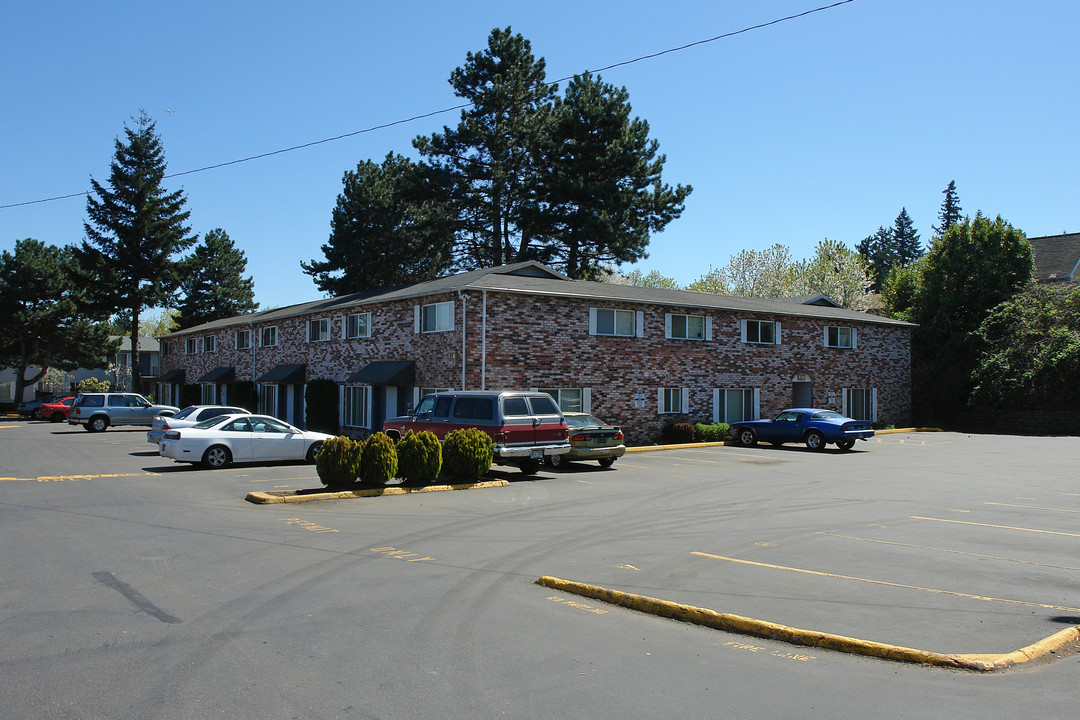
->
[856,226,896,292]
[77,110,196,390]
[301,154,454,295]
[175,229,259,329]
[539,73,691,279]
[933,180,962,237]
[891,207,922,265]
[0,239,116,403]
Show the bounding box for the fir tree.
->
[892,207,922,265]
[175,229,259,329]
[933,180,963,237]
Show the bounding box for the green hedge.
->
[693,422,730,442]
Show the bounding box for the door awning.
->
[346,361,415,386]
[256,364,306,384]
[159,369,185,383]
[197,366,235,384]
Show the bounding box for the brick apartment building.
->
[157,262,913,445]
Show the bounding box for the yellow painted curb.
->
[626,442,727,453]
[246,479,509,504]
[877,427,943,434]
[535,576,1080,671]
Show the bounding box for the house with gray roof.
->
[1028,233,1080,284]
[157,262,913,444]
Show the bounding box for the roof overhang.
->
[256,364,306,384]
[198,366,236,384]
[346,360,416,386]
[159,369,185,383]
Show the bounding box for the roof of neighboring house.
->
[163,261,914,338]
[112,336,160,354]
[1027,233,1080,282]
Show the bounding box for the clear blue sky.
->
[2,0,1076,311]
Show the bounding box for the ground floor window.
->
[259,384,278,417]
[843,388,876,422]
[538,387,584,413]
[718,388,758,423]
[659,387,685,414]
[344,385,369,428]
[201,384,217,405]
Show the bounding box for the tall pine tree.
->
[78,110,195,391]
[892,207,922,265]
[933,180,962,237]
[175,229,259,330]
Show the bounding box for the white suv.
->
[69,393,180,432]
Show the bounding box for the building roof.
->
[164,261,913,337]
[1027,233,1080,282]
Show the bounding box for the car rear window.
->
[453,397,494,420]
[527,395,560,416]
[503,397,530,416]
[80,395,104,407]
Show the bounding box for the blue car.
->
[730,408,874,451]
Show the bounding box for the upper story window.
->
[590,308,640,337]
[307,318,331,343]
[345,312,371,339]
[418,301,453,333]
[236,329,251,350]
[185,337,199,354]
[204,336,216,353]
[666,313,706,340]
[825,326,856,349]
[160,340,171,357]
[259,326,278,347]
[741,319,780,345]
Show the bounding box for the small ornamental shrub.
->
[360,432,398,486]
[76,377,111,393]
[693,422,730,442]
[315,435,362,488]
[396,430,443,485]
[442,427,494,480]
[661,422,696,444]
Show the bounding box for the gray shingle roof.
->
[1028,233,1080,282]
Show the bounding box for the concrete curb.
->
[246,479,509,504]
[535,576,1080,671]
[626,428,942,453]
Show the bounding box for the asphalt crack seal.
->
[93,571,182,624]
[534,576,1080,671]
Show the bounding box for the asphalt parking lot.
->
[1,419,1079,718]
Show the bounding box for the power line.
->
[1,0,857,211]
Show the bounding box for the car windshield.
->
[192,415,234,430]
[566,414,605,427]
[812,411,843,419]
[173,407,198,420]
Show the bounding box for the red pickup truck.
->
[383,390,571,474]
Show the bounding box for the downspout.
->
[481,290,487,391]
[250,321,257,410]
[458,292,468,390]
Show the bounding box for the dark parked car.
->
[17,395,59,418]
[546,412,626,468]
[729,408,874,451]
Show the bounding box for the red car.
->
[38,397,76,423]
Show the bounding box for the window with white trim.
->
[258,384,278,416]
[307,318,331,342]
[235,330,251,350]
[843,388,876,422]
[538,388,584,413]
[825,326,855,349]
[201,384,217,405]
[420,301,453,333]
[742,319,779,345]
[185,337,199,354]
[717,388,758,423]
[343,385,369,428]
[666,313,705,340]
[591,308,638,337]
[259,326,278,347]
[658,387,686,414]
[345,312,371,339]
[204,336,216,353]
[161,341,171,357]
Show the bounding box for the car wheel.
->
[836,439,855,451]
[202,445,232,469]
[546,453,565,469]
[88,416,108,433]
[736,428,757,447]
[50,412,65,423]
[306,441,323,463]
[519,459,541,475]
[598,457,615,468]
[805,430,826,451]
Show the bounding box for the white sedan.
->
[158,413,333,469]
[146,405,250,445]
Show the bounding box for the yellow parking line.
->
[986,502,1080,514]
[0,472,162,482]
[912,516,1080,538]
[691,551,1080,613]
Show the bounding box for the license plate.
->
[530,449,543,459]
[596,438,608,445]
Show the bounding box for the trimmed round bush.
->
[441,427,494,480]
[396,430,443,485]
[693,422,730,442]
[661,422,696,444]
[315,435,362,488]
[360,432,398,486]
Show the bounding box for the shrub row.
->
[314,428,494,489]
[660,422,731,444]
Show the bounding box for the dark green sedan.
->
[545,412,626,468]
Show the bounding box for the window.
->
[843,388,876,422]
[659,387,686,414]
[825,326,856,349]
[259,326,278,347]
[345,312,371,339]
[204,336,216,353]
[343,385,369,428]
[160,341,170,357]
[235,330,251,350]
[742,319,779,345]
[538,388,584,413]
[258,384,278,416]
[0,382,11,403]
[591,308,637,337]
[307,318,330,342]
[185,337,199,354]
[666,313,706,340]
[718,388,758,423]
[419,301,453,333]
[528,395,560,416]
[201,384,217,405]
[453,397,494,420]
[503,397,530,417]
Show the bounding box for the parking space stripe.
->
[912,516,1080,538]
[985,502,1080,514]
[691,551,1080,613]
